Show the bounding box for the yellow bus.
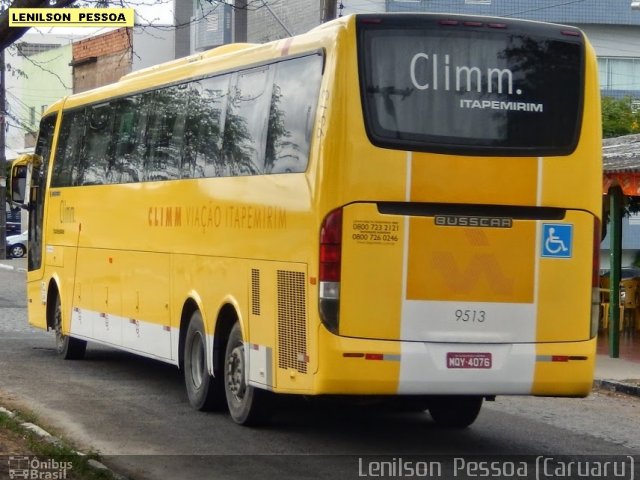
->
[11,13,601,427]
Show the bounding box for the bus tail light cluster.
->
[591,218,601,338]
[319,208,342,333]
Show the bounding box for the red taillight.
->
[365,353,384,361]
[319,209,343,333]
[319,259,341,282]
[320,209,343,282]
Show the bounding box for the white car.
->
[6,230,27,258]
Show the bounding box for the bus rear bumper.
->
[313,328,596,397]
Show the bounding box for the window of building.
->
[598,57,640,93]
[16,42,59,57]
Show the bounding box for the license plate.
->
[446,352,492,369]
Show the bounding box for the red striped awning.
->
[603,173,640,196]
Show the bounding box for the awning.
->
[603,134,640,195]
[603,173,640,195]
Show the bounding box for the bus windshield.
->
[358,16,584,156]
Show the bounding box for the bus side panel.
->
[72,247,123,346]
[246,261,312,393]
[119,250,172,359]
[536,211,594,342]
[26,274,48,331]
[532,338,596,396]
[170,256,313,393]
[340,203,404,340]
[68,247,173,361]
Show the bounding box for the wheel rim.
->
[226,344,246,402]
[189,332,206,389]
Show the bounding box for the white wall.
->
[132,25,176,71]
[578,24,640,58]
[340,0,385,14]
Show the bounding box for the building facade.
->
[173,0,640,104]
[6,33,76,155]
[71,28,132,94]
[174,0,325,54]
[19,43,73,148]
[71,26,175,94]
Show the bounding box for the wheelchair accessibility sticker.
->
[541,224,573,258]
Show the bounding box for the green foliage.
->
[602,96,640,138]
[0,409,116,480]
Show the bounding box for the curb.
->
[0,406,128,480]
[594,379,640,397]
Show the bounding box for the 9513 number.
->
[455,309,486,322]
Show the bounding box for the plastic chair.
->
[619,278,640,333]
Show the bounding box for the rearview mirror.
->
[10,153,42,208]
[11,165,27,204]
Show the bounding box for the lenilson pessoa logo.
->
[9,8,134,27]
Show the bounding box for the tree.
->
[0,0,79,52]
[602,96,640,138]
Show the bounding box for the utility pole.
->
[0,47,7,260]
[321,0,337,23]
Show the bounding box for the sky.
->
[20,0,175,40]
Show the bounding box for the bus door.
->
[10,113,59,329]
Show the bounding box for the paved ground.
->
[0,255,640,479]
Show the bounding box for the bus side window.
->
[52,110,86,188]
[112,95,149,184]
[145,86,186,182]
[34,114,56,167]
[223,66,274,176]
[79,103,116,186]
[266,55,323,174]
[182,74,230,179]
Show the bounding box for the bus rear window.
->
[357,16,585,156]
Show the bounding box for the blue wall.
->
[601,216,640,250]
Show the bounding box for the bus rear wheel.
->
[428,396,483,428]
[53,295,86,360]
[224,322,270,425]
[183,310,224,411]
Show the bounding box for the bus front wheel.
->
[53,295,86,360]
[184,310,224,411]
[224,322,270,425]
[428,396,483,428]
